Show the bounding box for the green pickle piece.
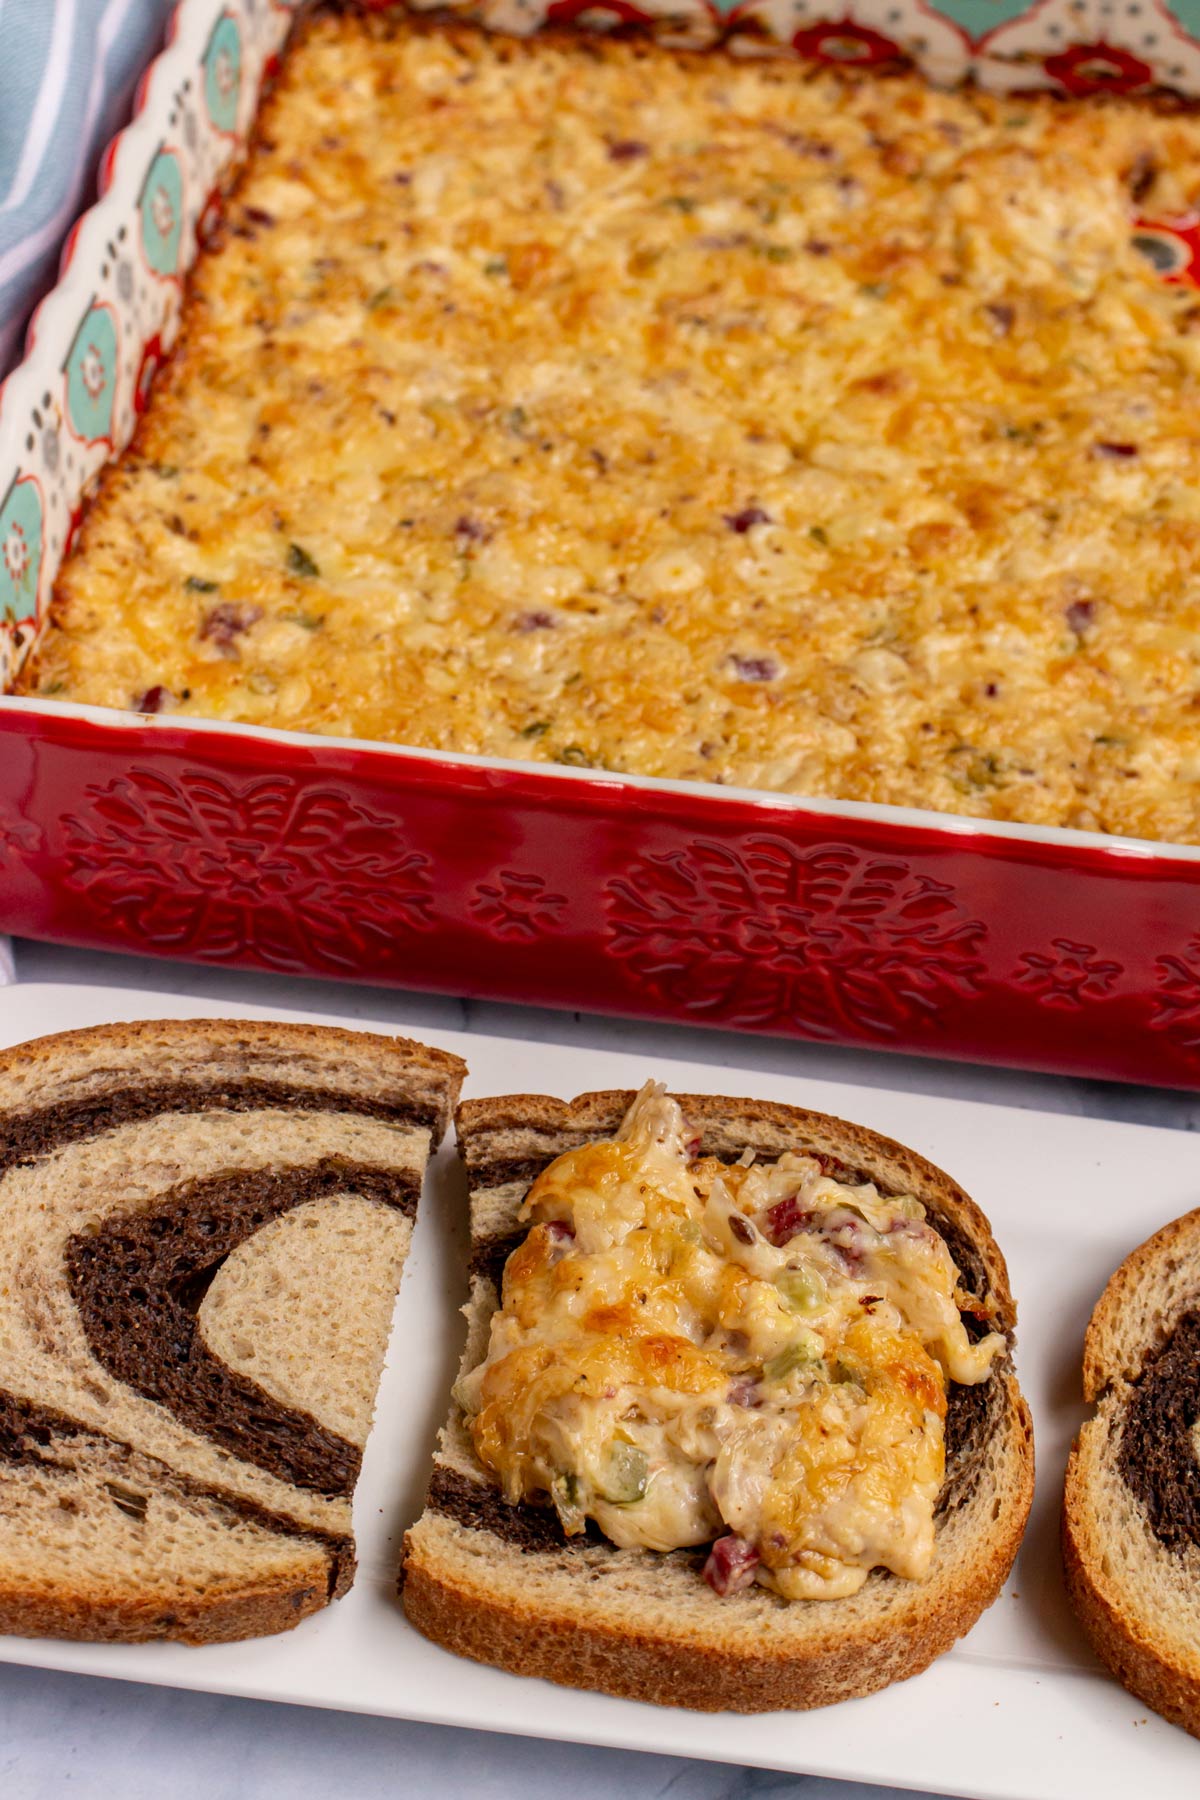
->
[776,1267,826,1313]
[763,1335,823,1384]
[596,1441,650,1504]
[550,1470,586,1532]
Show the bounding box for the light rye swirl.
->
[403,1091,1034,1713]
[0,1019,464,1641]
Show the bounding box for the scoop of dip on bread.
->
[455,1083,1004,1602]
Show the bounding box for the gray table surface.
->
[4,935,1197,1800]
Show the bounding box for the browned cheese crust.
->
[403,1088,1034,1711]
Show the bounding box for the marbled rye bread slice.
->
[402,1091,1035,1712]
[1063,1209,1200,1737]
[0,1018,464,1644]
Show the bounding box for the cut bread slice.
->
[1062,1208,1200,1736]
[402,1090,1034,1712]
[0,1017,464,1643]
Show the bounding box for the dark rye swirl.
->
[402,1091,1034,1713]
[0,1018,463,1644]
[1064,1208,1200,1738]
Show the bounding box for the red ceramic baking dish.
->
[2,0,1200,1088]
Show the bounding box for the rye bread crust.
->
[0,1017,465,1646]
[404,1088,1035,1712]
[0,1017,464,1139]
[0,1559,339,1647]
[1062,1208,1200,1738]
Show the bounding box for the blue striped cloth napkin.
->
[0,0,169,376]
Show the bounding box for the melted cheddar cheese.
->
[23,14,1200,843]
[457,1084,1003,1600]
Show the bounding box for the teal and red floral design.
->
[404,0,1200,90]
[64,301,119,448]
[0,0,293,692]
[204,13,244,135]
[0,475,43,626]
[139,148,185,280]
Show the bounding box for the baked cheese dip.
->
[456,1084,1003,1600]
[22,11,1200,843]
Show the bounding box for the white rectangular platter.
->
[0,979,1195,1800]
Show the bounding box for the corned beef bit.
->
[199,603,263,650]
[724,506,772,534]
[780,133,836,160]
[729,655,780,682]
[1125,150,1158,203]
[704,1534,760,1596]
[132,686,173,715]
[542,1219,576,1262]
[726,1376,761,1409]
[816,1153,853,1180]
[763,1196,813,1245]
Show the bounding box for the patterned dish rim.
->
[5,690,1199,867]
